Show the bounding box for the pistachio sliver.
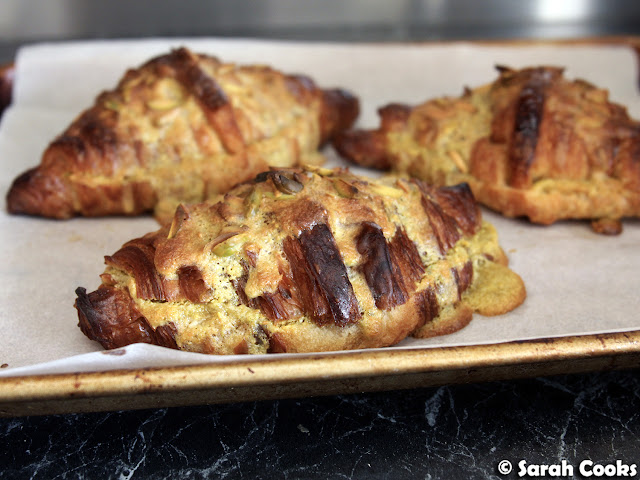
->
[369,183,404,198]
[244,188,263,216]
[332,178,358,198]
[210,228,247,257]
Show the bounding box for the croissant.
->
[334,66,640,234]
[75,166,525,354]
[6,47,359,223]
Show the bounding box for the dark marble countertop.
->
[3,368,640,479]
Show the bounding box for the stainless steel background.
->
[1,0,640,62]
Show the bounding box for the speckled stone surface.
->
[2,368,639,479]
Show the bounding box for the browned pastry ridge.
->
[6,47,359,223]
[334,66,640,234]
[75,166,525,354]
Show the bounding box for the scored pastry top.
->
[76,166,525,354]
[334,65,640,233]
[7,47,359,222]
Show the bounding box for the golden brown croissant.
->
[334,66,640,234]
[75,166,525,354]
[7,47,359,223]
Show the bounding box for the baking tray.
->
[1,37,640,417]
[1,331,640,417]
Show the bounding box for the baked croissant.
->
[75,166,525,354]
[334,66,640,234]
[6,47,359,223]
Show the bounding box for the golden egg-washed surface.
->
[334,66,640,234]
[6,47,359,223]
[75,166,525,354]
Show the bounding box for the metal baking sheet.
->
[1,37,639,416]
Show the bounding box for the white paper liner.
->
[1,38,639,377]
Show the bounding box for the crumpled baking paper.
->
[1,38,639,377]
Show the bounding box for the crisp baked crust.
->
[334,66,640,234]
[75,166,525,354]
[0,62,13,120]
[6,47,359,223]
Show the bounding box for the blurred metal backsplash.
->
[0,0,639,61]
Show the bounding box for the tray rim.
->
[2,35,640,417]
[2,329,639,417]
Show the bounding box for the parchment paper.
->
[1,38,639,377]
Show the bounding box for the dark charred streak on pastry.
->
[413,180,480,254]
[77,111,119,156]
[162,48,244,154]
[232,275,252,307]
[388,227,425,289]
[508,73,548,188]
[453,261,474,299]
[234,258,302,322]
[418,190,461,255]
[256,292,288,321]
[256,286,302,322]
[166,48,228,110]
[75,286,158,350]
[105,245,165,301]
[154,322,179,349]
[182,60,228,110]
[283,224,360,327]
[416,286,440,326]
[49,111,120,175]
[434,183,481,236]
[177,265,210,303]
[356,222,408,310]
